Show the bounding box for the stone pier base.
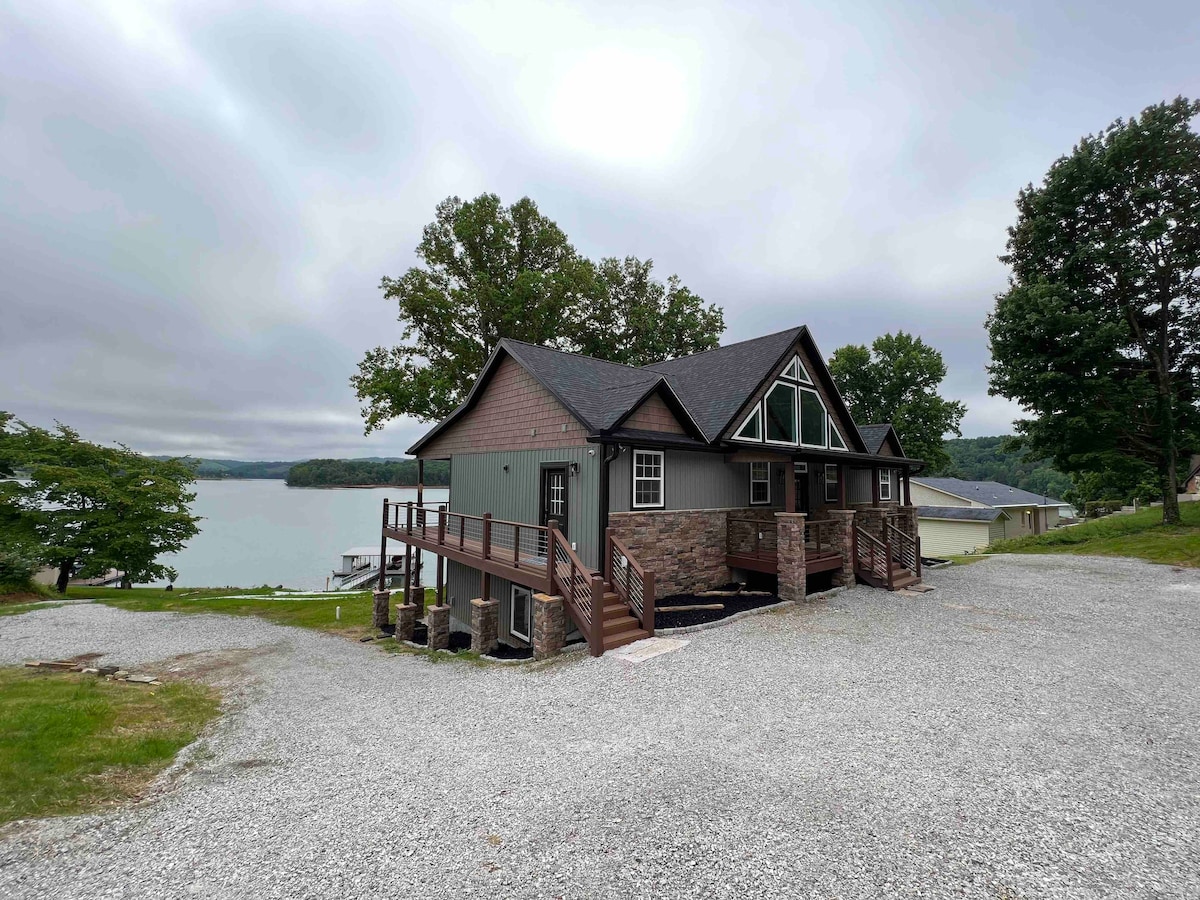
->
[533,593,565,660]
[470,597,499,655]
[426,605,450,650]
[407,581,426,620]
[394,603,417,643]
[774,512,808,603]
[372,590,391,629]
[825,509,857,587]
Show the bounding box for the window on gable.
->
[799,389,827,447]
[781,354,813,385]
[750,462,771,505]
[735,405,763,442]
[824,464,840,503]
[829,418,847,450]
[879,469,892,501]
[765,382,797,444]
[632,449,664,508]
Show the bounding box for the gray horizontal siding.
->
[449,447,601,567]
[609,447,786,512]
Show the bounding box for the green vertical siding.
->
[449,447,601,567]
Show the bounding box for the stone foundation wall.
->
[775,513,807,602]
[608,508,771,597]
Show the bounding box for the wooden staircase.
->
[599,590,652,651]
[853,521,923,592]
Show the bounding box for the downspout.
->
[598,441,621,568]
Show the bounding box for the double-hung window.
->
[879,469,892,501]
[824,464,840,503]
[632,450,665,509]
[750,461,771,505]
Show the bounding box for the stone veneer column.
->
[407,580,426,620]
[372,590,391,629]
[825,509,857,587]
[532,593,565,660]
[774,512,807,603]
[394,603,417,643]
[854,507,888,544]
[470,597,499,655]
[426,604,450,650]
[895,505,918,539]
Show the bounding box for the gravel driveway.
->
[2,554,1198,899]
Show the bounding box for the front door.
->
[540,466,569,537]
[794,463,810,515]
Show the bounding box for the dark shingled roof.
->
[918,505,1008,522]
[641,327,804,442]
[858,424,894,455]
[914,477,1066,508]
[502,340,662,431]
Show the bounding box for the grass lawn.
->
[76,585,436,637]
[989,502,1200,567]
[0,667,219,824]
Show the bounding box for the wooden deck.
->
[382,525,553,594]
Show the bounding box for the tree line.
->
[286,458,449,487]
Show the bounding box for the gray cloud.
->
[3,0,1198,459]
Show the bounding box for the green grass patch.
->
[0,579,54,605]
[77,586,437,638]
[941,554,993,567]
[0,667,219,824]
[989,503,1200,567]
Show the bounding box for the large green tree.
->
[828,332,966,472]
[0,416,200,591]
[352,194,724,429]
[986,98,1200,524]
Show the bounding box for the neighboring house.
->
[911,477,1067,557]
[384,326,925,656]
[1184,454,1200,500]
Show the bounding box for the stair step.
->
[602,591,619,603]
[602,628,651,651]
[602,602,631,621]
[602,614,640,636]
[892,575,921,590]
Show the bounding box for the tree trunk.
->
[54,560,73,594]
[1163,453,1181,526]
[120,572,132,589]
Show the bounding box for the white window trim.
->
[798,387,829,449]
[792,354,814,384]
[733,402,764,443]
[632,449,665,509]
[510,585,532,643]
[824,463,840,503]
[828,416,848,451]
[879,469,892,501]
[764,380,799,446]
[749,461,771,506]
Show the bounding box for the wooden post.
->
[589,575,605,656]
[481,570,491,604]
[437,505,446,545]
[482,513,492,560]
[546,519,558,590]
[871,466,880,505]
[642,570,655,634]
[378,498,389,592]
[402,542,412,607]
[436,554,445,606]
[785,461,797,513]
[902,470,911,505]
[603,527,614,585]
[405,501,413,533]
[837,463,847,508]
[513,524,521,568]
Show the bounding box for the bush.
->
[0,550,38,585]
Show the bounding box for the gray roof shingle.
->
[917,505,1008,522]
[913,477,1066,508]
[858,424,894,455]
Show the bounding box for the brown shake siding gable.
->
[418,355,589,458]
[621,393,686,434]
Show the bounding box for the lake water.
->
[160,480,450,591]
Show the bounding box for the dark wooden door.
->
[540,466,569,537]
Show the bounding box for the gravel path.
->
[2,555,1198,899]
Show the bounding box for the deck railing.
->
[384,501,551,576]
[854,526,892,589]
[604,528,655,634]
[727,516,778,559]
[548,522,605,656]
[805,519,837,557]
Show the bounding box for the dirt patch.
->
[0,593,47,605]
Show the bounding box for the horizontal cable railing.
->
[884,521,919,576]
[854,526,891,588]
[384,501,549,573]
[605,529,655,633]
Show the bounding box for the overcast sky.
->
[3,1,1198,460]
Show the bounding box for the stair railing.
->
[547,522,604,656]
[884,520,921,578]
[854,526,893,590]
[604,527,656,635]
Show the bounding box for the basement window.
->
[750,462,771,505]
[632,449,665,509]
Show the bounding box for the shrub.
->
[1084,499,1125,518]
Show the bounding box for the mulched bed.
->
[654,589,783,629]
[403,622,533,659]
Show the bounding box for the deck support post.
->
[402,543,413,615]
[532,593,565,659]
[394,602,417,643]
[372,589,391,630]
[774,512,807,602]
[377,497,389,593]
[785,461,797,513]
[470,597,499,655]
[426,603,450,651]
[481,570,491,605]
[825,509,857,587]
[415,460,424,587]
[435,553,445,610]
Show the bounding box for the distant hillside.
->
[286,458,449,487]
[158,457,409,480]
[938,437,1072,500]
